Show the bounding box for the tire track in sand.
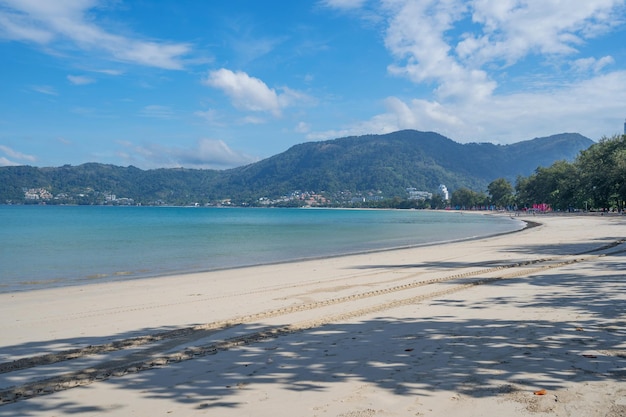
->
[1,240,624,405]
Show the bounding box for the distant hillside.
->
[0,130,593,205]
[219,130,592,197]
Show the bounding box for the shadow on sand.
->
[1,249,624,415]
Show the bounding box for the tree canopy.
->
[515,134,626,212]
[487,178,514,208]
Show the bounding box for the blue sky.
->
[1,0,626,169]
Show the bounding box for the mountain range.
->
[0,130,594,205]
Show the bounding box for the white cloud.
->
[113,41,190,70]
[464,0,624,65]
[241,115,267,125]
[278,86,316,108]
[204,69,281,115]
[0,156,18,166]
[0,144,37,165]
[187,138,257,168]
[203,68,311,117]
[311,70,626,143]
[383,0,495,101]
[295,121,311,133]
[67,74,94,85]
[309,0,626,142]
[95,69,124,76]
[0,9,53,43]
[117,138,258,169]
[571,56,615,73]
[30,85,57,95]
[380,0,625,99]
[0,0,191,69]
[380,0,625,91]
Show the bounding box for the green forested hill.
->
[214,130,592,198]
[0,130,593,205]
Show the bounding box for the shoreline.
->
[1,214,624,416]
[1,209,526,295]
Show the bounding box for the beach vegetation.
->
[450,188,488,210]
[576,134,626,212]
[515,134,626,212]
[515,160,580,211]
[487,178,514,209]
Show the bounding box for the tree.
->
[514,160,580,211]
[428,193,447,209]
[576,134,626,211]
[450,188,488,209]
[487,178,514,208]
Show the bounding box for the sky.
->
[1,0,626,170]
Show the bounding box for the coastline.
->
[1,214,625,416]
[0,208,525,294]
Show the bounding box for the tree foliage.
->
[515,134,626,211]
[576,134,626,211]
[450,188,488,209]
[487,178,514,208]
[515,161,580,210]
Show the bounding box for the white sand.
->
[0,213,625,416]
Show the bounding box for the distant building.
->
[406,188,432,201]
[24,187,53,200]
[438,184,449,201]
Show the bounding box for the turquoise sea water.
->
[0,206,525,293]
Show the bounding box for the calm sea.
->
[0,206,524,293]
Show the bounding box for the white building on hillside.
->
[406,188,432,201]
[438,184,449,201]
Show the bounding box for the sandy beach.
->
[0,213,625,416]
